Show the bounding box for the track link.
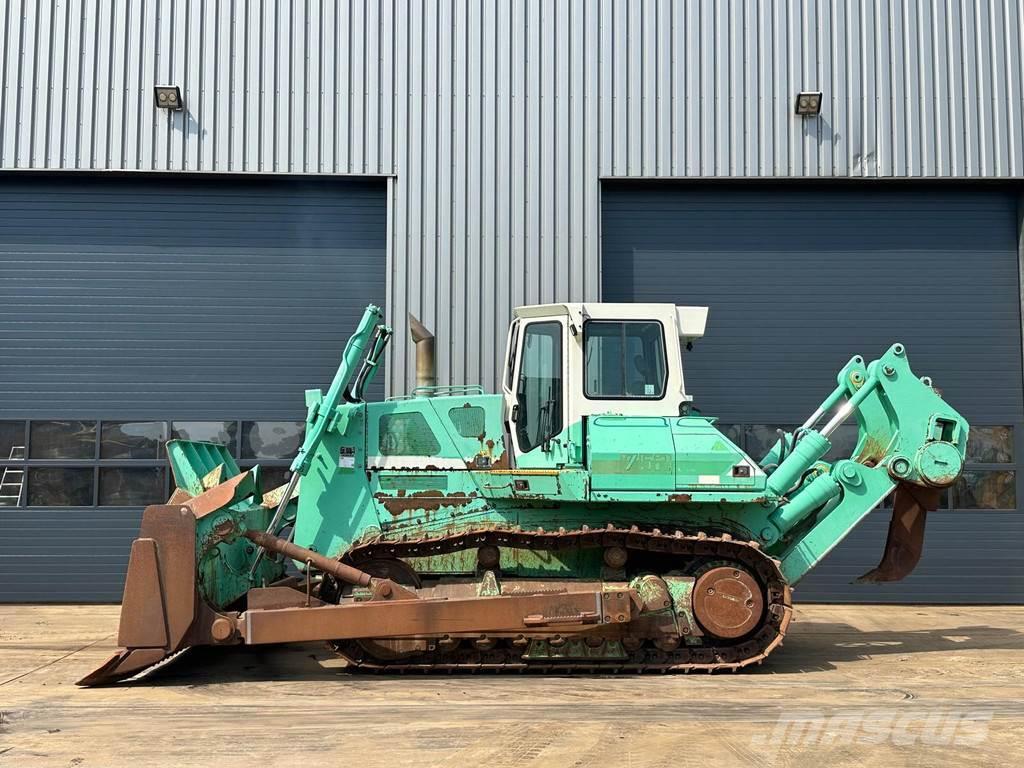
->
[330,525,793,673]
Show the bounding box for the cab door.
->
[507,318,569,467]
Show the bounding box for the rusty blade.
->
[855,484,939,584]
[77,505,199,686]
[75,648,176,687]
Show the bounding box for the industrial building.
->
[0,1,1021,602]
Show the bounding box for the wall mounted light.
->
[794,91,822,116]
[154,85,183,111]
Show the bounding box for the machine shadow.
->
[761,620,1024,674]
[134,620,1024,686]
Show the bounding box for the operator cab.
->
[502,303,707,460]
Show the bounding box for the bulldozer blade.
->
[76,648,178,687]
[855,484,939,584]
[77,505,200,686]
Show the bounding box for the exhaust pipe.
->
[409,313,436,391]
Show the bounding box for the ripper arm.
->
[757,343,968,585]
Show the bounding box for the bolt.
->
[617,614,626,622]
[745,599,754,608]
[884,365,896,376]
[732,570,740,578]
[707,587,715,595]
[210,617,233,642]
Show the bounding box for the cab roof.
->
[512,302,708,340]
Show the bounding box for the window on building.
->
[101,422,166,459]
[29,421,96,459]
[584,321,667,399]
[955,426,1016,510]
[241,421,305,460]
[171,421,238,454]
[27,468,94,507]
[965,426,1014,464]
[954,470,1016,510]
[99,467,166,506]
[515,321,564,453]
[0,421,25,461]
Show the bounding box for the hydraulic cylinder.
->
[766,430,831,496]
[770,472,842,532]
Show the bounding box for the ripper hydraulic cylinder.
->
[767,431,831,497]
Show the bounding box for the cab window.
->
[515,321,563,452]
[584,320,667,399]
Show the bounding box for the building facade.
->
[1,0,1022,602]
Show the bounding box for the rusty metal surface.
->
[260,478,300,510]
[856,484,938,584]
[243,529,374,587]
[372,489,477,516]
[184,471,257,519]
[408,313,436,390]
[336,525,792,673]
[247,586,326,610]
[603,545,628,569]
[75,648,174,687]
[115,539,169,648]
[166,487,193,505]
[348,558,425,660]
[77,505,199,686]
[244,589,624,645]
[83,520,793,684]
[692,566,764,640]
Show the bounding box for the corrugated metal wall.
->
[2,1,1023,392]
[0,175,387,419]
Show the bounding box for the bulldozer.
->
[79,302,968,685]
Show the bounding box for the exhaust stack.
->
[409,313,436,391]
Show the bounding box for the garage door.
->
[602,182,1023,602]
[0,175,386,601]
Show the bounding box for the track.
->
[329,525,793,673]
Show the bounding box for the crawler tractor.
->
[80,303,968,684]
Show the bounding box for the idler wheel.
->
[692,566,764,640]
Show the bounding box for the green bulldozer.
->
[80,302,968,685]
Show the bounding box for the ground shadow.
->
[129,619,1024,687]
[761,621,1024,674]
